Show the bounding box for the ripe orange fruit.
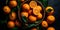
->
[35,6,42,11]
[7,21,15,28]
[29,15,37,22]
[37,13,42,19]
[29,1,37,8]
[46,6,54,15]
[9,12,16,20]
[47,27,55,30]
[47,15,55,24]
[9,1,17,7]
[42,21,48,28]
[3,6,11,14]
[31,28,37,30]
[33,7,40,15]
[21,12,28,17]
[22,4,30,10]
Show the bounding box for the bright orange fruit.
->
[7,21,15,28]
[42,21,48,28]
[3,6,11,14]
[23,4,30,10]
[9,1,17,7]
[47,27,55,30]
[21,12,28,17]
[29,15,37,22]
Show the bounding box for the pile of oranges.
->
[21,1,43,22]
[2,0,56,30]
[3,0,21,28]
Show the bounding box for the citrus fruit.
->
[46,6,54,15]
[31,28,37,30]
[9,1,17,7]
[21,12,28,17]
[47,15,55,24]
[33,7,40,15]
[29,15,37,22]
[47,27,55,30]
[22,4,30,10]
[7,21,15,28]
[42,21,48,28]
[3,6,11,14]
[37,13,42,19]
[35,6,42,11]
[9,12,16,20]
[29,1,37,8]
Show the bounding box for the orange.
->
[47,27,55,30]
[29,1,37,8]
[33,7,40,15]
[9,12,16,20]
[21,12,28,17]
[7,21,15,28]
[37,13,42,19]
[46,6,54,15]
[9,1,17,7]
[22,4,30,10]
[31,28,37,30]
[42,21,48,28]
[29,15,37,22]
[47,15,55,24]
[3,6,11,14]
[35,6,42,11]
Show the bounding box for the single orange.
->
[3,6,11,14]
[47,27,55,30]
[47,15,55,24]
[9,12,16,20]
[7,21,15,28]
[29,15,37,22]
[22,4,30,10]
[9,1,17,7]
[31,28,37,30]
[21,12,28,17]
[29,1,37,8]
[37,13,42,19]
[42,21,48,28]
[33,7,40,15]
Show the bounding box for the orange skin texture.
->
[21,12,28,17]
[37,13,42,19]
[3,6,11,14]
[42,21,48,28]
[29,15,37,22]
[22,4,30,10]
[47,15,55,24]
[9,1,17,7]
[9,12,16,20]
[7,21,15,28]
[47,27,55,30]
